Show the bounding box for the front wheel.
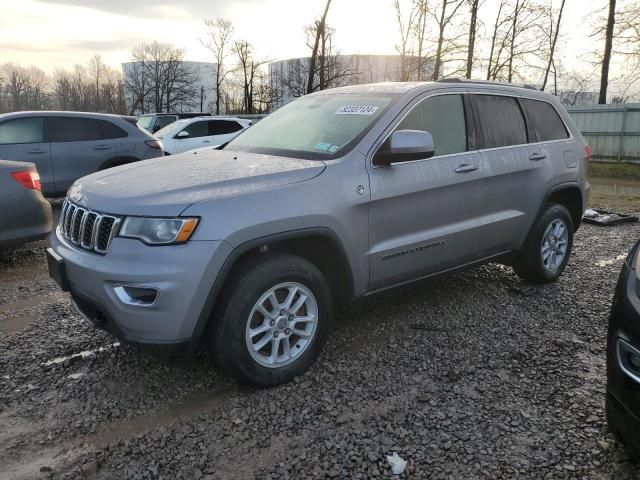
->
[211,253,333,387]
[513,203,574,283]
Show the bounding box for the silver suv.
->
[47,80,590,386]
[0,111,164,197]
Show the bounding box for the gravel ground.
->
[2,216,640,479]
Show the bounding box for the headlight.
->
[119,217,199,245]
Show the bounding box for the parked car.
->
[607,240,640,458]
[137,112,211,134]
[155,116,251,155]
[0,111,164,197]
[0,159,52,249]
[47,79,590,386]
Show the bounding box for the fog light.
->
[114,285,158,306]
[617,338,640,384]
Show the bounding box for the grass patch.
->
[589,162,640,182]
[589,191,640,213]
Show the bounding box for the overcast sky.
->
[0,0,603,75]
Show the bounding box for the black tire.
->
[606,392,640,460]
[211,253,333,387]
[513,203,574,283]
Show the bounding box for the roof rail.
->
[436,78,540,91]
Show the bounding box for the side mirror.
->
[176,131,190,139]
[373,129,435,166]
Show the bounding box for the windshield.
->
[155,119,190,139]
[137,116,153,130]
[226,93,397,159]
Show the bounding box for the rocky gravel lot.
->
[2,218,640,479]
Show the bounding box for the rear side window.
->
[137,116,153,130]
[208,120,244,135]
[100,121,128,139]
[154,116,177,131]
[395,94,467,156]
[472,95,527,149]
[50,117,104,142]
[182,121,208,138]
[521,99,569,141]
[0,117,44,144]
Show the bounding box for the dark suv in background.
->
[0,111,164,197]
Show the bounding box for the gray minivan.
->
[48,80,590,386]
[0,111,164,197]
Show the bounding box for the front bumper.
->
[49,225,232,349]
[607,242,640,447]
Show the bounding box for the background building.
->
[269,54,436,109]
[122,61,217,115]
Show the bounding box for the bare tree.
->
[486,0,546,83]
[307,0,332,94]
[612,2,640,101]
[431,0,467,80]
[465,0,481,79]
[281,19,355,100]
[124,42,199,114]
[202,18,234,114]
[558,68,600,106]
[487,0,510,80]
[599,0,617,103]
[0,64,49,112]
[253,70,280,113]
[394,0,421,81]
[233,40,270,114]
[541,0,566,92]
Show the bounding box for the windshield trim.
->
[225,92,401,161]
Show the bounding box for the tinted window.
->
[0,117,44,144]
[209,120,243,135]
[182,121,208,138]
[395,94,467,156]
[100,120,128,139]
[521,99,569,141]
[50,117,103,142]
[473,95,527,149]
[154,115,177,131]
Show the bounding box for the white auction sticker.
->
[334,105,379,115]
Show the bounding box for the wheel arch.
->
[545,184,584,232]
[192,228,355,340]
[513,182,584,259]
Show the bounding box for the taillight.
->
[10,170,41,191]
[145,140,163,150]
[585,145,592,161]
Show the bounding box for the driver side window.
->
[394,94,467,157]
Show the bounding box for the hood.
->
[68,150,326,216]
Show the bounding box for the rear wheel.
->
[211,253,332,387]
[514,203,573,283]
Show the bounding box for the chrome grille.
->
[59,199,121,254]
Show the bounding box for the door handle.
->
[455,163,479,173]
[202,140,211,143]
[93,145,112,151]
[28,149,47,154]
[529,152,547,161]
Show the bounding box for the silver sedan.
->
[0,159,52,249]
